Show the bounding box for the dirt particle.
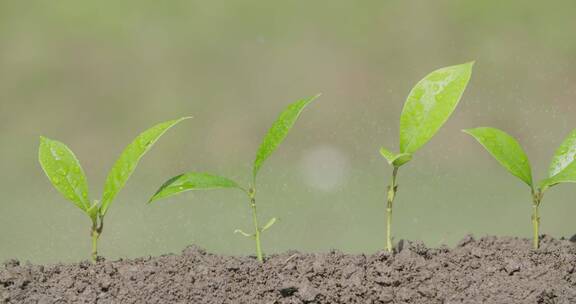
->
[504,259,521,275]
[297,280,320,302]
[457,234,475,247]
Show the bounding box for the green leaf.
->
[379,147,412,167]
[261,217,277,232]
[38,137,91,211]
[463,127,533,187]
[234,229,254,238]
[540,129,576,190]
[379,148,395,163]
[253,94,320,180]
[548,128,576,177]
[400,62,474,154]
[148,172,242,203]
[540,161,576,190]
[100,117,190,215]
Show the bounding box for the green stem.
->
[91,227,100,262]
[532,204,539,249]
[90,216,103,262]
[386,167,399,252]
[249,189,263,262]
[531,190,542,249]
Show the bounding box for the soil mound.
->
[2,235,575,303]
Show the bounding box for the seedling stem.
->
[531,189,543,249]
[90,216,103,262]
[248,187,264,262]
[386,167,399,252]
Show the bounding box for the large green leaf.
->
[148,172,242,203]
[100,117,190,215]
[253,94,320,180]
[38,137,90,211]
[399,62,474,154]
[548,128,576,177]
[463,127,533,187]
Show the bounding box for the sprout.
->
[38,117,190,261]
[464,127,576,249]
[380,62,474,252]
[149,95,320,262]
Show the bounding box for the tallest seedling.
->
[149,95,320,262]
[379,62,474,252]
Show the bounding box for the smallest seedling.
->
[464,127,576,249]
[149,95,320,262]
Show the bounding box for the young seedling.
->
[463,127,576,249]
[38,117,190,261]
[148,95,320,262]
[379,62,474,252]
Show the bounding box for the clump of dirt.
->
[1,235,575,303]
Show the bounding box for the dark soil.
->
[1,235,575,304]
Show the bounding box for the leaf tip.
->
[306,93,322,104]
[147,191,164,205]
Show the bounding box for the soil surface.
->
[1,235,575,304]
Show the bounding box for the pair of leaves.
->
[379,148,412,167]
[39,117,190,217]
[380,62,474,167]
[234,217,277,237]
[148,94,320,203]
[464,127,576,191]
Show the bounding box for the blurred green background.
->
[1,0,575,263]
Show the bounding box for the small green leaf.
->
[38,137,91,211]
[261,217,277,232]
[379,148,396,163]
[379,148,412,167]
[234,229,254,238]
[87,201,99,221]
[253,94,320,180]
[548,128,576,177]
[148,172,242,203]
[400,62,474,154]
[540,161,576,190]
[463,127,533,187]
[100,117,190,215]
